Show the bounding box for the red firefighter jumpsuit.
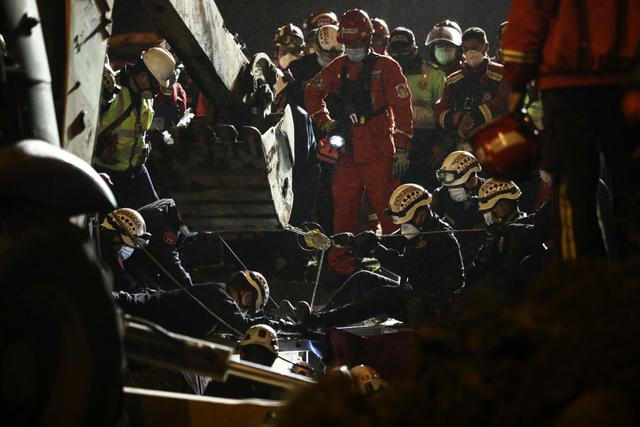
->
[305,52,414,276]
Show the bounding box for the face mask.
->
[463,50,485,67]
[120,245,134,260]
[483,212,494,226]
[345,47,367,63]
[434,47,457,65]
[278,53,298,69]
[448,187,468,202]
[401,223,421,239]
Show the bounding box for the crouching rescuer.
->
[286,183,465,328]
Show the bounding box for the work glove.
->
[393,148,410,178]
[354,231,379,254]
[321,119,339,135]
[332,232,356,249]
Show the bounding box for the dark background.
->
[113,0,511,58]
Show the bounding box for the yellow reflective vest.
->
[93,86,154,171]
[405,61,446,130]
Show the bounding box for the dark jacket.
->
[431,179,486,268]
[374,214,465,299]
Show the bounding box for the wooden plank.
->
[140,0,248,107]
[62,0,114,163]
[124,387,281,427]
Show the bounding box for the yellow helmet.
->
[477,178,521,211]
[386,183,432,224]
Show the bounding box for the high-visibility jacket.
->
[502,0,640,91]
[94,86,154,171]
[404,58,446,130]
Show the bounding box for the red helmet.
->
[303,11,339,33]
[470,112,540,179]
[338,9,374,47]
[371,18,390,54]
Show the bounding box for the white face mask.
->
[434,46,457,65]
[483,212,494,226]
[464,50,485,67]
[345,47,367,63]
[278,53,298,69]
[401,223,421,239]
[448,187,468,202]
[120,245,134,260]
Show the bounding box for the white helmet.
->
[477,178,522,211]
[386,184,432,224]
[240,324,279,354]
[141,47,176,90]
[350,365,382,395]
[101,208,150,248]
[231,270,270,312]
[436,151,481,187]
[315,24,344,64]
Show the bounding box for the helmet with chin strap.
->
[386,184,432,224]
[101,208,150,249]
[230,270,270,312]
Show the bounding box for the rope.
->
[309,249,325,310]
[216,234,280,310]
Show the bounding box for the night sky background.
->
[113,0,511,58]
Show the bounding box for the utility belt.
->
[344,102,388,126]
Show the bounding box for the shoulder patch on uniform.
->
[395,82,410,99]
[487,70,503,81]
[311,75,325,91]
[447,72,464,85]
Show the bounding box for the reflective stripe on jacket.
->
[94,86,154,171]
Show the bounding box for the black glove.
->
[486,222,508,237]
[354,231,379,254]
[332,232,356,248]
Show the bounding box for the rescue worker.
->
[302,11,339,55]
[435,27,510,147]
[287,183,464,327]
[101,208,289,337]
[124,198,194,290]
[204,324,283,399]
[274,23,305,70]
[468,179,549,299]
[425,20,463,76]
[371,18,390,56]
[350,365,383,395]
[389,26,447,189]
[431,151,486,268]
[305,9,414,280]
[93,47,176,209]
[502,0,640,259]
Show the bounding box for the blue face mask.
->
[345,47,367,63]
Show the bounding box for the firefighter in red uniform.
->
[435,27,510,147]
[502,0,640,260]
[305,9,414,279]
[371,18,390,56]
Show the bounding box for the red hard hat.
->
[338,9,374,47]
[470,112,540,179]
